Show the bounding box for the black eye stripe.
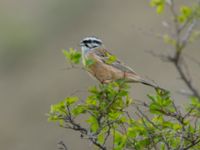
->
[83,40,88,44]
[83,40,90,44]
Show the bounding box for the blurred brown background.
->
[0,0,199,150]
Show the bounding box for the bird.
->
[80,36,164,90]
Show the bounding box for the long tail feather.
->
[125,74,167,91]
[139,79,167,91]
[127,77,167,91]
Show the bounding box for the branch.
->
[102,125,111,147]
[183,138,200,150]
[63,106,107,150]
[180,20,197,50]
[174,59,200,99]
[166,1,200,99]
[136,107,160,150]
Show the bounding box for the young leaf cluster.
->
[62,48,81,64]
[48,80,200,149]
[48,81,133,150]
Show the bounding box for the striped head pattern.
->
[80,36,103,54]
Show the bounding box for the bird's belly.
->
[88,61,124,83]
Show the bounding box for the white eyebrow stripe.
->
[82,37,102,43]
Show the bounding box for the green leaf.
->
[72,105,86,116]
[161,143,165,150]
[88,86,98,93]
[109,111,121,120]
[125,96,133,106]
[150,0,163,6]
[105,53,117,64]
[156,4,164,14]
[85,59,95,67]
[162,98,172,107]
[86,116,99,132]
[173,123,182,130]
[152,115,163,124]
[62,49,71,60]
[86,98,97,106]
[65,96,79,106]
[178,15,186,23]
[191,97,200,106]
[114,131,126,150]
[149,103,162,114]
[48,100,67,122]
[119,116,127,123]
[118,90,128,97]
[148,94,157,102]
[97,132,104,144]
[178,6,192,23]
[181,6,192,18]
[162,121,173,128]
[127,127,137,138]
[150,0,165,14]
[163,34,176,46]
[188,97,200,116]
[50,101,66,114]
[62,48,81,64]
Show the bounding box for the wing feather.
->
[91,47,138,74]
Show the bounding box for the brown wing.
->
[92,47,138,75]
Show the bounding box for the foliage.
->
[48,76,200,149]
[50,46,200,150]
[62,48,81,64]
[150,0,165,14]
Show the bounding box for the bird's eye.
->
[88,39,92,44]
[83,40,89,45]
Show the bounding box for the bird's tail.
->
[125,73,167,92]
[139,79,167,92]
[127,76,167,91]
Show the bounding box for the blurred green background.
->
[0,0,199,150]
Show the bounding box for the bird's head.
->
[80,36,103,54]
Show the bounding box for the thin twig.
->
[57,141,68,150]
[64,105,106,150]
[166,0,200,99]
[183,138,200,150]
[174,60,200,99]
[136,108,158,150]
[181,20,197,50]
[102,125,111,146]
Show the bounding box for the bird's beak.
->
[77,42,83,52]
[79,42,84,47]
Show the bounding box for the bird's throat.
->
[81,46,90,66]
